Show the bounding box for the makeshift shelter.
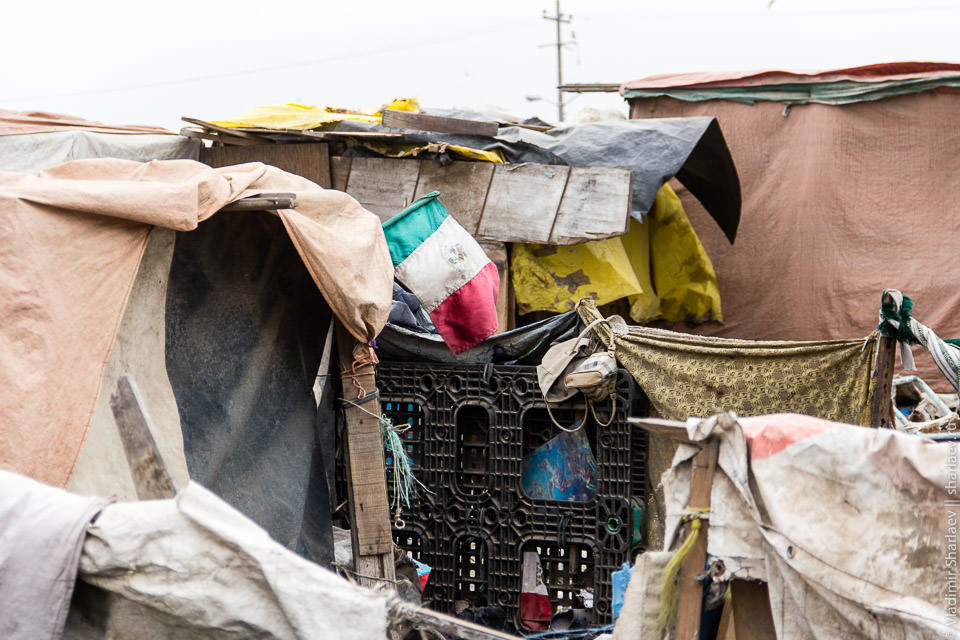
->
[0,118,394,573]
[622,62,960,391]
[618,412,959,640]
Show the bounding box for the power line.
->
[542,1,574,121]
[5,23,532,104]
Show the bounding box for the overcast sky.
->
[4,0,959,130]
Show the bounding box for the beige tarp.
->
[628,90,960,391]
[0,159,392,487]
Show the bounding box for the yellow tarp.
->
[211,98,419,130]
[512,184,722,323]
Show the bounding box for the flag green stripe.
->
[382,191,448,266]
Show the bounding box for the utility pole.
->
[542,1,571,122]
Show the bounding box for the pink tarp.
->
[621,61,960,90]
[0,159,392,486]
[628,84,960,391]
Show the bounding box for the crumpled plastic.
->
[512,184,721,323]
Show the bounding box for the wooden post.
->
[870,292,898,428]
[674,437,720,640]
[110,374,179,500]
[335,322,396,587]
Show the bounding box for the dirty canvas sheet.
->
[0,159,392,487]
[627,89,960,391]
[0,470,105,640]
[660,414,959,639]
[64,481,389,640]
[578,301,875,425]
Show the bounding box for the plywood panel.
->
[550,167,632,244]
[345,157,419,222]
[415,160,494,234]
[200,143,331,188]
[477,164,570,243]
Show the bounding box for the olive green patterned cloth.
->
[577,301,876,425]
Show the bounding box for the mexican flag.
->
[382,191,499,353]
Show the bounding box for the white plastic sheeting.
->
[660,414,959,639]
[0,470,105,640]
[67,482,389,640]
[0,131,199,173]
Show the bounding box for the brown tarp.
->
[628,90,960,391]
[0,159,392,486]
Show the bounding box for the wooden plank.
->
[550,166,632,244]
[200,143,332,189]
[345,157,419,221]
[415,160,495,234]
[477,164,571,243]
[110,374,178,500]
[382,109,498,137]
[730,580,776,640]
[330,156,352,192]
[335,322,395,585]
[674,437,720,640]
[479,241,515,334]
[182,116,270,143]
[871,293,897,428]
[628,416,696,443]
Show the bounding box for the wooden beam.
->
[381,109,498,137]
[109,374,179,500]
[479,242,515,334]
[674,437,720,640]
[870,294,897,428]
[219,194,298,212]
[335,322,395,587]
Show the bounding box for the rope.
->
[544,397,589,432]
[657,507,711,635]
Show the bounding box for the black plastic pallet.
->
[337,363,647,629]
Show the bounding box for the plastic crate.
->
[336,363,647,628]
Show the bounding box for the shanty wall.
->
[629,91,960,392]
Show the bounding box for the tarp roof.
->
[621,61,960,105]
[0,108,174,136]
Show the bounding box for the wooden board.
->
[479,241,515,333]
[200,143,331,189]
[335,323,395,587]
[382,109,498,137]
[345,157,420,221]
[415,160,494,234]
[110,374,178,500]
[477,164,571,243]
[335,157,632,244]
[730,580,776,640]
[551,167,632,244]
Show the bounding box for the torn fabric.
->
[0,159,391,487]
[578,300,875,425]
